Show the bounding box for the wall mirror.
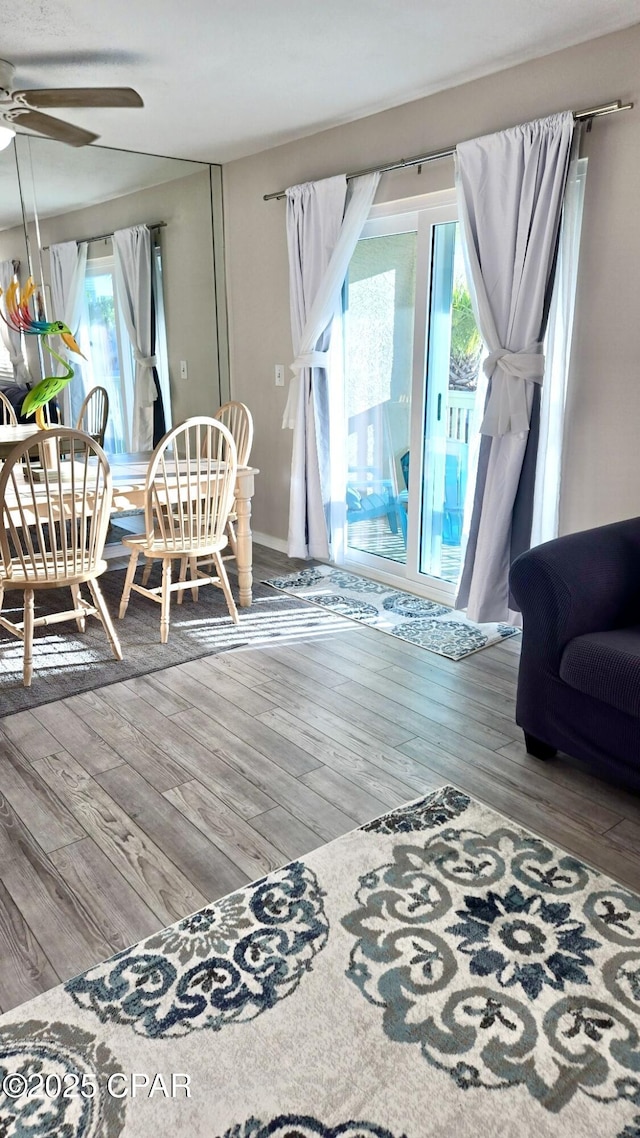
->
[0,135,228,452]
[0,142,30,393]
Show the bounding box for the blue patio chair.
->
[346,467,399,533]
[443,447,468,546]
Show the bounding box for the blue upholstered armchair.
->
[509,517,640,788]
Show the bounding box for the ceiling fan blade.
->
[13,87,144,109]
[8,108,99,146]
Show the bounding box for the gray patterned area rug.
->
[0,566,346,716]
[265,565,519,660]
[2,785,640,1136]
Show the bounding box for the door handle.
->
[437,394,442,421]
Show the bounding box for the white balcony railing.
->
[447,389,475,444]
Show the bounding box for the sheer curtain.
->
[284,171,380,559]
[531,151,587,547]
[113,225,158,452]
[454,112,574,622]
[0,261,29,384]
[49,240,88,424]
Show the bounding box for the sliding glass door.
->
[341,191,481,599]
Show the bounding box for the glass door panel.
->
[418,221,481,584]
[340,192,482,599]
[80,258,134,454]
[344,229,417,568]
[419,221,455,578]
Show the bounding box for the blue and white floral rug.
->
[2,785,640,1137]
[265,565,519,660]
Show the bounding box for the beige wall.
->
[223,24,640,543]
[0,169,223,424]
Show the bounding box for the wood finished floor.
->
[0,542,638,1015]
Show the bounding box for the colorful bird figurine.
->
[0,276,85,430]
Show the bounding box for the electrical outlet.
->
[275,364,285,387]
[180,359,188,379]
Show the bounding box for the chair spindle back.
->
[214,401,253,467]
[144,417,238,553]
[76,386,109,447]
[0,390,17,426]
[0,428,113,583]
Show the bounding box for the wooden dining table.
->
[0,433,260,608]
[0,424,41,457]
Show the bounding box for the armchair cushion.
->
[559,626,640,718]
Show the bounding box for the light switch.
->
[275,364,285,386]
[180,360,188,379]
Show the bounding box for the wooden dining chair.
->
[76,386,109,447]
[118,416,239,643]
[0,428,123,686]
[214,400,253,556]
[215,401,253,468]
[0,390,17,426]
[166,402,254,604]
[176,400,253,599]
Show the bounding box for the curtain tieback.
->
[133,351,158,407]
[133,351,158,368]
[482,345,545,381]
[283,350,330,429]
[481,343,545,436]
[290,350,329,372]
[282,375,298,430]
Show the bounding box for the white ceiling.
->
[2,0,640,164]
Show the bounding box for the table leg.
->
[234,490,253,608]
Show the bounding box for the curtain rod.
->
[41,221,166,252]
[263,99,632,200]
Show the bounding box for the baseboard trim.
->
[252,531,289,554]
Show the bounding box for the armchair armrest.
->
[510,516,640,672]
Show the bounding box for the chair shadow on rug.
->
[0,566,342,716]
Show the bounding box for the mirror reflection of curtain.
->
[113,225,164,452]
[49,240,88,424]
[0,260,29,385]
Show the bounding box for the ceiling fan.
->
[0,58,143,147]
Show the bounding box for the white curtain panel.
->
[284,171,380,559]
[113,225,157,452]
[49,240,89,424]
[455,112,574,622]
[0,261,29,385]
[531,153,587,547]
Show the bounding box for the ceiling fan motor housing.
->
[0,59,16,98]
